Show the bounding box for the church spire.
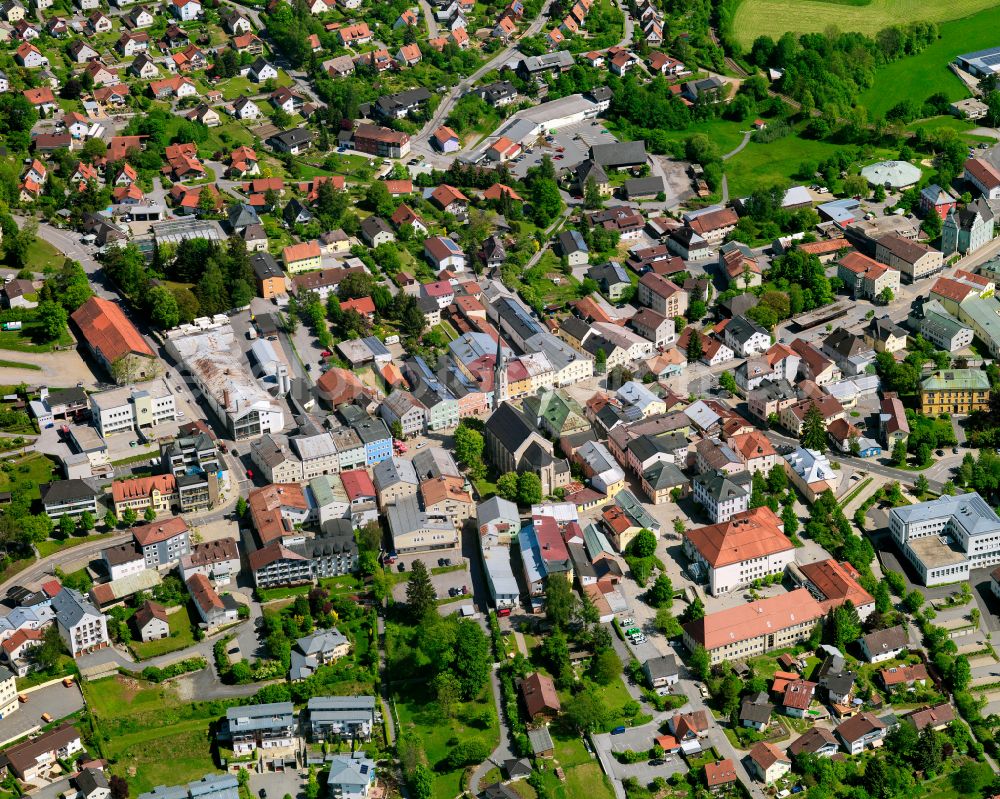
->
[493,334,508,408]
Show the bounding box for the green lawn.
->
[37,533,115,558]
[532,735,615,799]
[197,123,256,159]
[0,358,40,370]
[82,675,183,718]
[859,6,1000,116]
[83,676,220,794]
[724,134,897,196]
[393,684,499,799]
[105,715,219,793]
[523,252,582,306]
[0,452,58,500]
[905,115,988,139]
[0,237,63,273]
[629,117,749,158]
[731,0,1000,46]
[130,604,198,660]
[0,314,74,352]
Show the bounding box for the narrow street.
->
[418,0,439,39]
[468,664,515,794]
[411,0,556,160]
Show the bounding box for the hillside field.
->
[731,0,998,48]
[858,6,1000,116]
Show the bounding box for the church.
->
[484,336,571,496]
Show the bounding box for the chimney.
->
[223,389,231,408]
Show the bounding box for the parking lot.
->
[389,550,472,604]
[509,120,618,180]
[248,767,305,799]
[592,721,688,786]
[0,681,84,748]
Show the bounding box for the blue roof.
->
[518,527,546,584]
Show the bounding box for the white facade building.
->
[889,492,1000,585]
[90,379,176,436]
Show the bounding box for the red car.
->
[320,350,331,357]
[246,468,254,479]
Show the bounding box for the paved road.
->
[411,0,555,159]
[761,425,959,493]
[722,131,752,161]
[468,664,515,794]
[419,0,439,38]
[27,221,113,300]
[0,532,131,598]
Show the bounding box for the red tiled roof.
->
[684,507,791,568]
[111,474,176,503]
[340,469,375,501]
[71,297,153,364]
[132,516,188,546]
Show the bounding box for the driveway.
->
[592,723,688,786]
[0,681,84,748]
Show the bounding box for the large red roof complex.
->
[71,296,154,364]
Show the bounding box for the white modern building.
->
[90,379,177,437]
[889,492,1000,585]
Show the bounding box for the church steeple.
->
[493,334,508,408]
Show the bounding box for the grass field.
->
[731,0,998,47]
[0,358,40,370]
[0,452,58,500]
[532,735,615,799]
[84,676,220,794]
[393,684,499,799]
[638,118,749,157]
[858,6,1000,116]
[37,533,115,558]
[723,134,897,196]
[0,314,74,352]
[0,238,63,273]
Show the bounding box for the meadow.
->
[731,0,999,47]
[858,5,1000,116]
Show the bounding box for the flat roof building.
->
[956,46,1000,78]
[889,492,1000,585]
[165,321,284,440]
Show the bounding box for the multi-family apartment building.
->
[40,479,98,520]
[51,588,109,657]
[307,696,378,741]
[221,702,296,757]
[131,517,190,569]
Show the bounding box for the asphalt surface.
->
[0,682,84,748]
